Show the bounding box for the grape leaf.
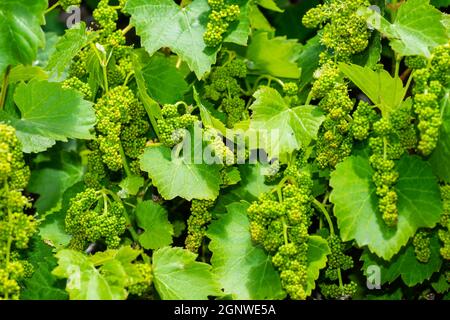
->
[119,175,145,197]
[330,154,442,260]
[256,0,283,12]
[247,32,302,79]
[0,80,96,153]
[0,0,47,76]
[135,201,174,250]
[249,86,324,159]
[52,247,143,300]
[47,23,94,76]
[140,145,221,200]
[432,274,450,294]
[125,0,218,79]
[28,159,83,214]
[152,246,222,300]
[38,182,86,249]
[142,54,189,105]
[207,202,285,299]
[361,233,443,286]
[194,87,227,136]
[305,235,330,295]
[9,65,48,83]
[339,63,405,116]
[297,35,323,92]
[223,0,251,46]
[361,0,447,57]
[21,239,68,300]
[53,250,125,300]
[430,90,450,183]
[249,5,274,33]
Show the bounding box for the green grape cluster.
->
[324,235,354,281]
[320,281,358,300]
[185,199,215,252]
[84,143,107,189]
[0,124,37,300]
[60,0,82,10]
[93,0,119,34]
[311,65,355,168]
[204,57,248,127]
[157,104,197,147]
[351,101,377,141]
[65,188,127,250]
[127,263,153,297]
[204,0,240,47]
[92,86,148,172]
[247,169,313,300]
[369,106,415,227]
[439,185,450,260]
[413,231,431,263]
[412,43,450,156]
[203,128,235,165]
[69,49,89,79]
[303,0,371,169]
[302,0,371,61]
[405,56,428,70]
[62,77,92,99]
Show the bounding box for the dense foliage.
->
[0,0,449,300]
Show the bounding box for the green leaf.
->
[142,54,189,105]
[28,160,83,214]
[21,239,68,300]
[361,233,443,286]
[53,250,125,300]
[362,0,447,57]
[9,65,48,83]
[256,0,283,12]
[0,80,96,153]
[297,35,323,91]
[52,246,143,300]
[119,175,145,196]
[249,86,324,159]
[247,32,301,79]
[430,91,450,183]
[249,5,274,33]
[352,33,382,68]
[207,202,285,299]
[39,182,85,249]
[223,0,251,46]
[125,0,218,79]
[366,288,403,300]
[305,235,330,295]
[140,145,221,200]
[330,154,443,260]
[431,0,450,8]
[431,274,450,294]
[194,87,227,136]
[339,63,405,116]
[152,246,222,300]
[47,23,93,76]
[0,0,47,75]
[135,201,174,250]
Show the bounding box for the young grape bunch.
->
[65,188,128,250]
[0,124,38,300]
[247,167,314,300]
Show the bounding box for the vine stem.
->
[312,198,334,235]
[0,65,11,109]
[312,198,344,290]
[122,24,134,36]
[45,1,60,14]
[118,141,132,178]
